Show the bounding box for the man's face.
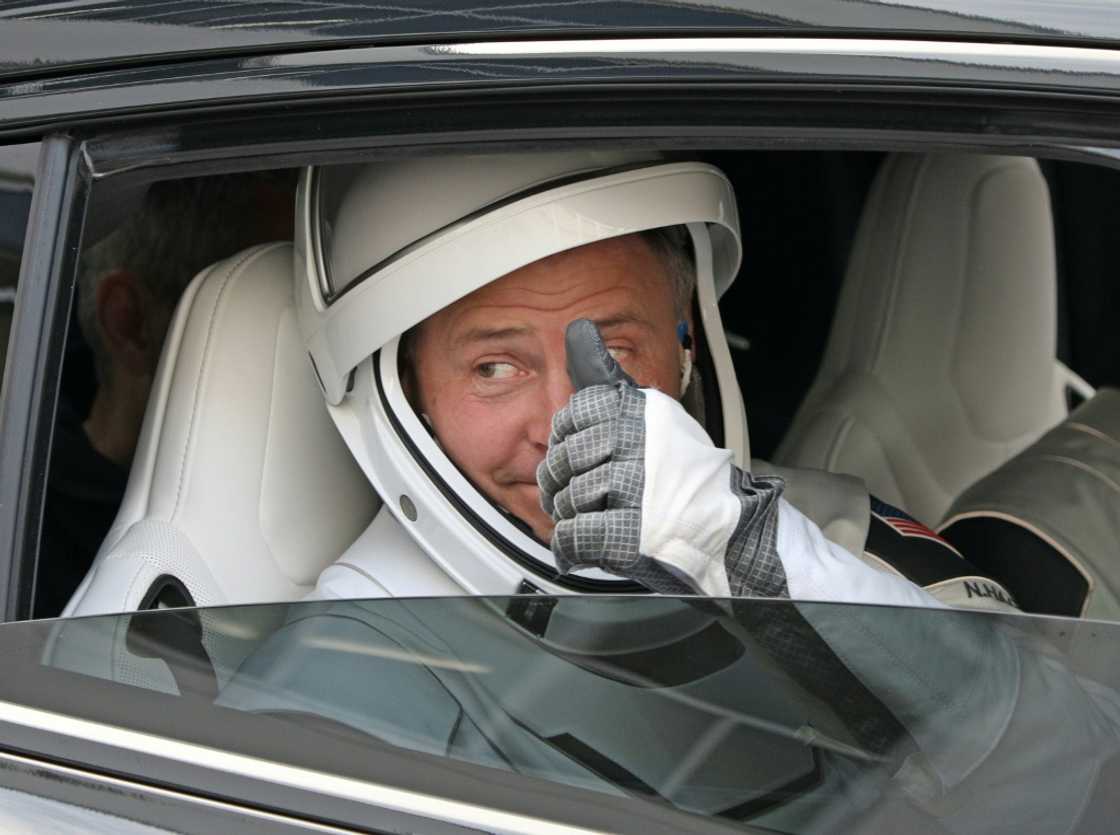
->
[411,234,686,540]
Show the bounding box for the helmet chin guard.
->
[296,151,748,595]
[332,338,637,594]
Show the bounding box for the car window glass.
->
[36,170,298,621]
[0,142,38,404]
[44,149,1120,630]
[5,597,1118,833]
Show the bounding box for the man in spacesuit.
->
[219,150,1120,832]
[294,150,1012,612]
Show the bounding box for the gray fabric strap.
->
[724,469,789,598]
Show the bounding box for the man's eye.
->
[607,346,628,361]
[477,361,518,379]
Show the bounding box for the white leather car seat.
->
[48,242,378,690]
[775,153,1079,525]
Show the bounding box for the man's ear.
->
[95,270,152,377]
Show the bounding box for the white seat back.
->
[775,153,1066,524]
[65,241,378,616]
[50,243,378,689]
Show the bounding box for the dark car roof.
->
[2,0,1120,82]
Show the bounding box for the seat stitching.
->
[1032,453,1120,495]
[824,414,855,472]
[112,558,153,682]
[823,399,935,523]
[1067,421,1120,449]
[870,155,928,372]
[949,161,1035,445]
[131,266,211,527]
[258,300,293,585]
[171,243,286,516]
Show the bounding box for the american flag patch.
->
[872,512,963,558]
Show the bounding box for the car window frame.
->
[4,49,1120,828]
[0,134,83,622]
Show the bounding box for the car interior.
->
[31,147,1120,645]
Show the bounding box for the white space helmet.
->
[294,151,746,594]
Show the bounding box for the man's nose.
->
[529,372,575,449]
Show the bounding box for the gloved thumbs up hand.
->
[537,319,788,598]
[538,318,685,592]
[564,317,637,389]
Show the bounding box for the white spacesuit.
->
[293,150,1013,611]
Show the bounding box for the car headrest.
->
[831,152,1057,439]
[64,242,379,617]
[777,153,1064,523]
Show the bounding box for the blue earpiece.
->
[677,320,693,350]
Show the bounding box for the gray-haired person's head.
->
[77,172,295,386]
[640,225,695,319]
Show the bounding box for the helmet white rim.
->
[298,161,742,405]
[297,153,752,595]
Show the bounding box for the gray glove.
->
[537,319,788,597]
